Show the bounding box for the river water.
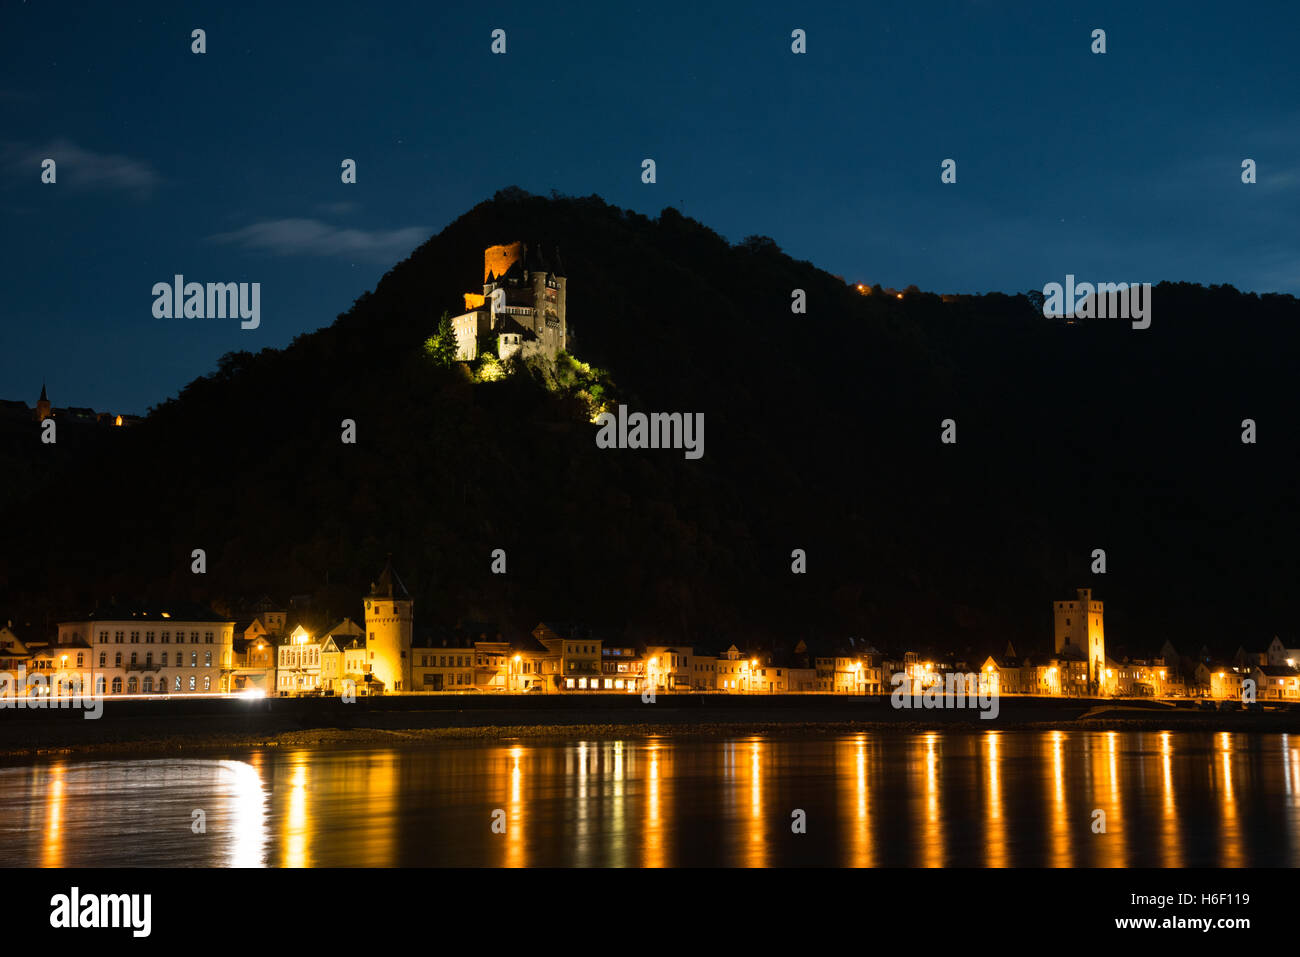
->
[3,730,1297,867]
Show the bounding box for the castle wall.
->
[451,309,489,361]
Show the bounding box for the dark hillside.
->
[2,188,1297,659]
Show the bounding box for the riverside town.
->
[3,574,1294,705]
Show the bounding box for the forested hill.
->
[3,187,1298,660]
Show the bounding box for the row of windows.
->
[564,677,637,689]
[420,654,472,667]
[100,674,209,693]
[99,631,216,644]
[279,648,319,666]
[423,672,473,686]
[98,651,211,668]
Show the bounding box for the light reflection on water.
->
[3,731,1299,867]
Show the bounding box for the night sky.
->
[2,0,1297,413]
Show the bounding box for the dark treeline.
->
[1,187,1297,661]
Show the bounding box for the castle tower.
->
[484,242,526,283]
[1054,587,1105,694]
[36,382,51,422]
[364,558,412,693]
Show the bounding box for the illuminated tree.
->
[423,311,458,367]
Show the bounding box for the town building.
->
[319,619,364,693]
[412,637,479,692]
[1252,663,1300,701]
[1198,662,1248,700]
[817,642,884,694]
[276,625,322,695]
[54,603,235,695]
[643,643,693,692]
[1266,636,1300,668]
[600,645,645,692]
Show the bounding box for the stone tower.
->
[364,558,412,693]
[35,382,51,422]
[1054,587,1105,695]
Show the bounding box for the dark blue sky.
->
[3,1,1297,413]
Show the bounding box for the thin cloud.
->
[209,218,429,262]
[5,139,160,192]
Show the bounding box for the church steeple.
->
[36,381,51,422]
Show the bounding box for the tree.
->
[423,311,458,367]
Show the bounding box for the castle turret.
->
[36,382,51,422]
[1054,587,1105,695]
[364,558,412,693]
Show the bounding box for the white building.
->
[276,624,322,695]
[55,604,235,696]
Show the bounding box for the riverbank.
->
[1,694,1296,759]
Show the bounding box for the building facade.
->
[55,605,235,696]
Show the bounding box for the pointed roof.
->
[551,245,565,277]
[39,382,47,402]
[370,558,411,600]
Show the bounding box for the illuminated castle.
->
[450,242,567,363]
